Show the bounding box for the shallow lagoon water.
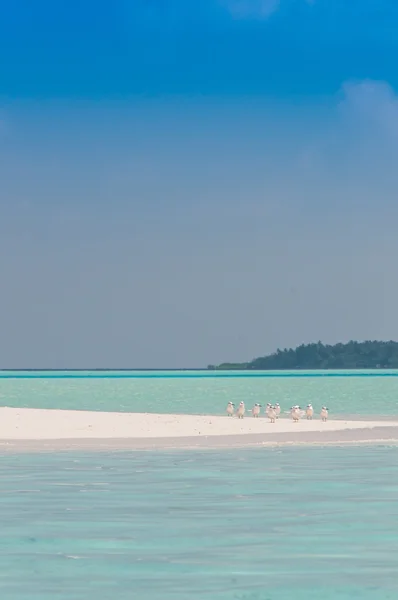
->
[0,370,398,416]
[1,374,398,599]
[1,446,398,599]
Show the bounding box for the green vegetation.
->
[210,341,398,370]
[207,363,247,370]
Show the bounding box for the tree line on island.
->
[208,341,398,370]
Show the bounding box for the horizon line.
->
[0,369,397,379]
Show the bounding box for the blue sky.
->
[0,0,397,367]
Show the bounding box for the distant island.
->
[208,341,398,370]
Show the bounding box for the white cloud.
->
[220,0,315,19]
[339,80,398,138]
[296,79,398,172]
[221,0,279,19]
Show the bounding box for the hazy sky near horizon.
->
[0,0,398,368]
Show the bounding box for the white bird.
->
[320,406,329,422]
[268,405,277,423]
[236,401,245,419]
[306,404,314,420]
[292,405,301,422]
[252,403,261,418]
[274,403,281,419]
[265,403,272,417]
[226,402,235,417]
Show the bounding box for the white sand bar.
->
[1,407,398,452]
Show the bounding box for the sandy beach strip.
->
[1,407,398,452]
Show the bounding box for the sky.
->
[0,0,398,368]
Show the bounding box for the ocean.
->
[1,372,398,599]
[1,447,398,599]
[0,370,398,416]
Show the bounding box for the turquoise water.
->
[1,446,398,599]
[1,376,398,598]
[1,371,398,416]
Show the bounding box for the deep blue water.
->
[0,370,398,378]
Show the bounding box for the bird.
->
[292,406,301,422]
[274,403,281,419]
[265,403,272,417]
[226,402,235,417]
[268,405,277,423]
[236,401,245,419]
[320,407,329,422]
[252,403,261,418]
[306,404,314,420]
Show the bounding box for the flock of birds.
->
[226,401,329,422]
